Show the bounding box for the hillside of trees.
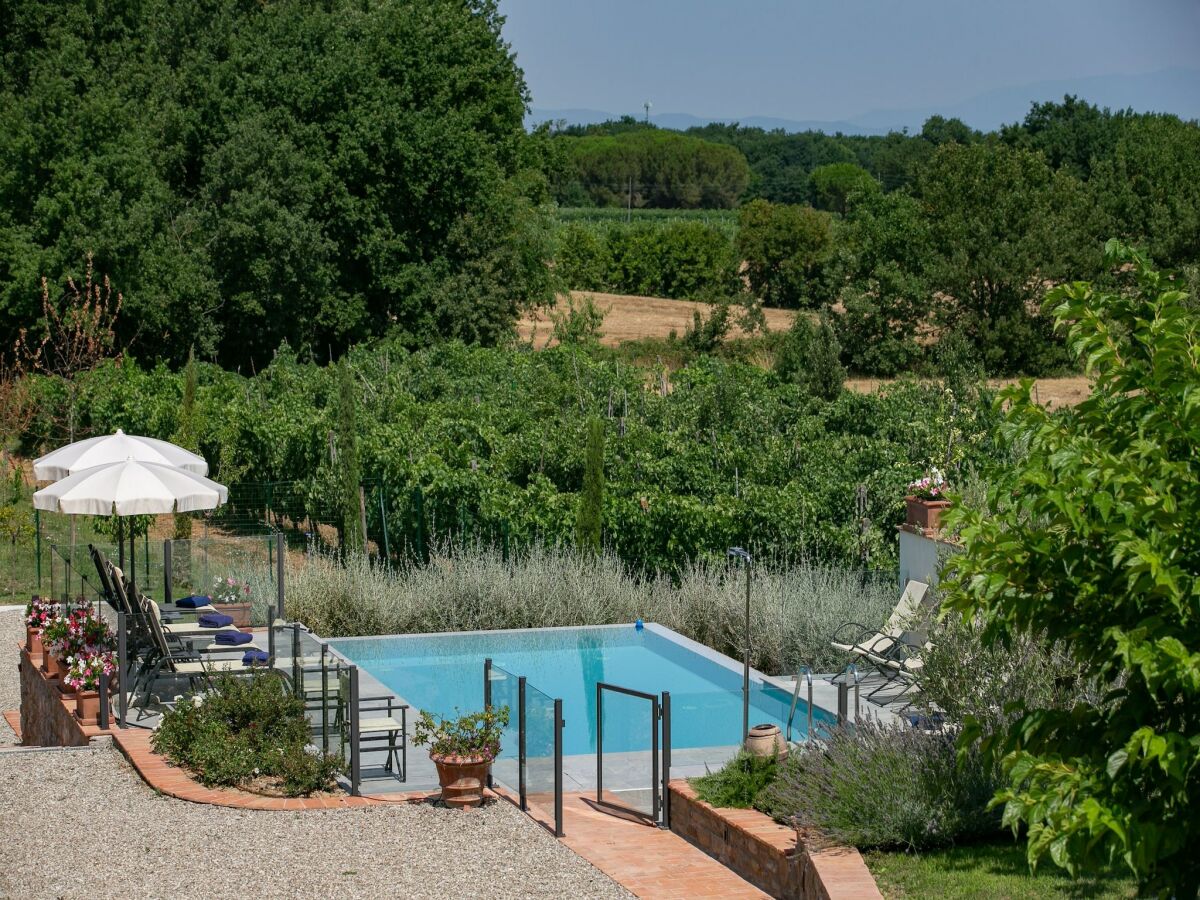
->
[0,0,1197,382]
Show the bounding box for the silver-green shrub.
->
[284,543,894,674]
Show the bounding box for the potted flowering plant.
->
[211,575,253,627]
[23,597,55,655]
[65,651,116,724]
[413,706,509,809]
[39,614,74,680]
[906,468,951,531]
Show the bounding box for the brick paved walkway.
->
[557,793,768,899]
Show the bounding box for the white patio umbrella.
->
[33,460,228,585]
[33,429,208,481]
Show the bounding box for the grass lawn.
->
[864,840,1138,899]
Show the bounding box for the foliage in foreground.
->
[944,243,1200,895]
[153,672,342,797]
[758,722,1000,851]
[691,752,778,810]
[286,545,895,674]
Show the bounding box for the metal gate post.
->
[651,696,660,824]
[163,540,173,605]
[554,698,564,838]
[661,691,671,829]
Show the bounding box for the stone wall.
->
[668,781,882,900]
[18,648,94,746]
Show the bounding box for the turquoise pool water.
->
[328,624,831,756]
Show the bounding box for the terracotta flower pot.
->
[26,627,43,656]
[744,723,787,761]
[75,689,101,725]
[214,601,253,628]
[431,754,492,809]
[58,671,77,696]
[906,495,951,532]
[44,651,65,681]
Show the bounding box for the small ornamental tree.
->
[336,359,364,556]
[944,241,1200,895]
[575,417,605,553]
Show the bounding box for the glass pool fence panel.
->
[525,681,564,837]
[485,662,522,801]
[596,682,660,822]
[165,536,281,627]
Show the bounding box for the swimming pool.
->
[328,623,832,756]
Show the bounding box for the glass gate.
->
[595,682,671,827]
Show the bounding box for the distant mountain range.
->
[529,67,1200,135]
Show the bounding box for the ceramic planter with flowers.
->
[906,468,951,531]
[65,652,117,725]
[212,576,253,627]
[24,597,55,655]
[413,706,509,809]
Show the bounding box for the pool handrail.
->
[786,664,813,744]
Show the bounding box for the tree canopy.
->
[0,0,554,370]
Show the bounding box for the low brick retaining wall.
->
[17,646,113,746]
[668,781,882,900]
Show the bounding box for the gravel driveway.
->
[0,604,630,900]
[0,605,23,745]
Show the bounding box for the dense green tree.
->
[919,115,977,147]
[736,200,833,308]
[916,142,1099,374]
[808,163,880,215]
[946,244,1200,895]
[1087,114,1200,267]
[832,191,930,375]
[0,0,554,369]
[774,313,844,400]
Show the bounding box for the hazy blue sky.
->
[499,0,1200,122]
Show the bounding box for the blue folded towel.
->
[215,630,253,646]
[198,612,234,628]
[176,595,211,610]
[242,649,269,666]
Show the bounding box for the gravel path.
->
[0,602,630,899]
[0,747,632,899]
[0,605,23,745]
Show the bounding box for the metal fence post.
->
[267,604,276,662]
[518,675,527,811]
[320,645,330,754]
[163,540,173,605]
[483,658,492,788]
[349,666,361,796]
[595,682,603,804]
[837,679,849,726]
[98,671,109,730]
[275,533,285,620]
[117,612,127,727]
[651,696,660,824]
[34,509,42,590]
[554,698,564,838]
[291,623,301,696]
[661,691,671,830]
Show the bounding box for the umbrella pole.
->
[118,517,125,570]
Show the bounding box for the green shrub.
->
[153,671,342,797]
[758,721,1001,851]
[691,752,778,809]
